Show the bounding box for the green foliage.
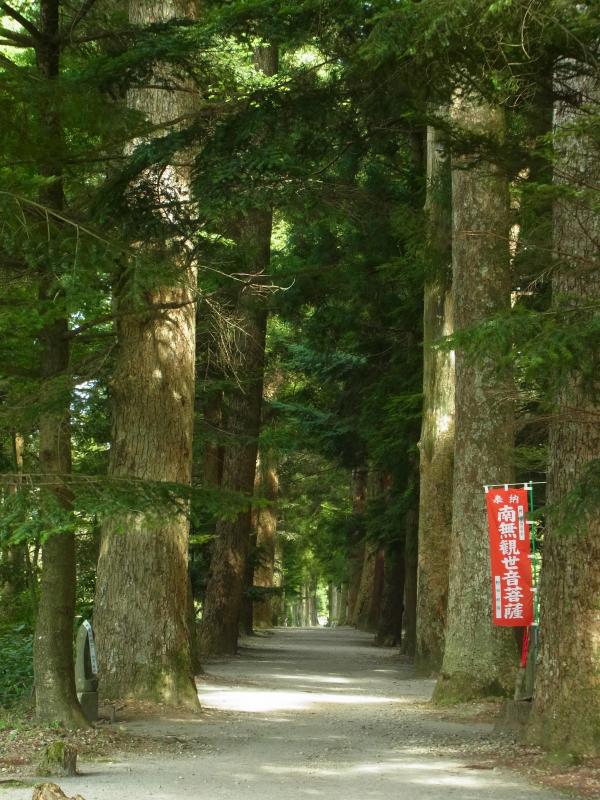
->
[0,625,33,709]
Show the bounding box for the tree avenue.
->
[0,0,599,765]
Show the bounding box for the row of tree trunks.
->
[93,0,199,707]
[298,581,319,626]
[434,97,518,702]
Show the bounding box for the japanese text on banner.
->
[485,488,534,627]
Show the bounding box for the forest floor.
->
[1,627,597,799]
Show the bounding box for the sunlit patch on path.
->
[200,683,404,713]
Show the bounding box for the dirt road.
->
[5,627,560,799]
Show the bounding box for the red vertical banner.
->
[485,488,534,627]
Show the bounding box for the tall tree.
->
[94,0,199,706]
[528,64,600,756]
[200,45,277,656]
[32,0,87,728]
[415,124,454,673]
[434,96,517,702]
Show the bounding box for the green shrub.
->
[0,624,33,708]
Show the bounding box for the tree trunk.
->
[376,540,405,647]
[347,467,368,621]
[434,97,517,703]
[253,460,279,629]
[352,544,384,633]
[273,538,283,624]
[200,45,277,656]
[416,124,454,673]
[200,385,224,487]
[199,260,268,654]
[402,508,418,658]
[337,584,349,626]
[328,583,338,625]
[301,586,310,626]
[528,67,600,756]
[32,0,87,729]
[94,0,199,707]
[309,578,319,626]
[2,433,26,601]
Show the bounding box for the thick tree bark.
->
[253,459,279,629]
[352,544,384,632]
[2,433,26,600]
[35,334,86,726]
[434,97,518,703]
[32,0,87,729]
[94,0,199,707]
[273,538,284,624]
[402,507,418,658]
[375,540,405,647]
[528,68,600,756]
[337,584,349,626]
[200,46,277,656]
[309,577,319,626]
[200,385,224,488]
[416,124,454,673]
[301,585,310,627]
[328,583,338,625]
[346,467,368,621]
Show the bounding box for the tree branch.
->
[68,0,99,32]
[0,26,33,46]
[66,298,198,339]
[0,2,41,40]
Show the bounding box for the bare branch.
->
[67,0,99,32]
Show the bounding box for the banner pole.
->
[527,481,539,699]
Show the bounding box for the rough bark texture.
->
[416,125,454,673]
[2,433,26,600]
[434,98,517,703]
[93,0,199,706]
[32,0,87,729]
[402,507,418,658]
[200,385,224,487]
[253,460,279,629]
[352,544,384,633]
[528,68,600,756]
[273,538,284,624]
[346,468,368,621]
[375,540,405,647]
[309,580,319,627]
[337,584,349,625]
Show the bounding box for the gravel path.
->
[4,627,562,799]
